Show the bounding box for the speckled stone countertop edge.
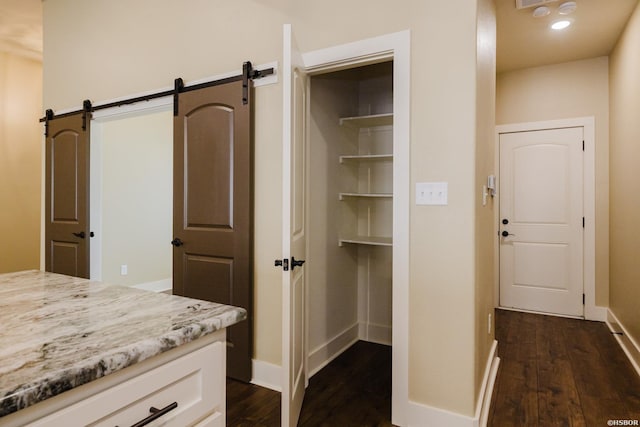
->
[0,270,247,418]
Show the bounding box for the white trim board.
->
[301,29,411,426]
[495,117,606,322]
[251,359,283,392]
[475,340,499,427]
[130,278,172,293]
[358,322,392,346]
[407,340,499,427]
[606,309,640,378]
[308,323,359,378]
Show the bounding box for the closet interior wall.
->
[307,62,393,377]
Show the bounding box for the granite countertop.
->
[0,270,247,418]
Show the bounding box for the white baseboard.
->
[585,305,608,322]
[130,278,172,293]
[407,400,476,427]
[251,359,282,392]
[606,309,640,377]
[475,340,500,427]
[407,340,500,427]
[308,323,359,378]
[359,322,392,346]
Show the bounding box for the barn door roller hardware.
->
[242,61,274,105]
[43,109,54,137]
[81,100,92,131]
[40,61,275,122]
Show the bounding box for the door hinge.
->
[582,140,585,151]
[583,293,585,305]
[583,217,585,228]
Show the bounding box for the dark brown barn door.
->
[45,113,90,278]
[173,80,253,382]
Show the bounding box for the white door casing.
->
[499,126,584,317]
[281,24,307,427]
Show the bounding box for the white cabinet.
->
[2,331,227,427]
[30,340,224,427]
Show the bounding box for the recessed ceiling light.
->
[532,6,551,17]
[558,1,577,15]
[551,20,571,30]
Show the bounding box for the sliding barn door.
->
[173,80,253,382]
[45,113,90,278]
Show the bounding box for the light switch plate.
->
[416,182,448,205]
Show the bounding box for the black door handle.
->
[72,231,86,239]
[291,257,305,270]
[170,238,183,247]
[275,259,289,271]
[501,230,516,237]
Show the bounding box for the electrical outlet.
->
[120,265,128,276]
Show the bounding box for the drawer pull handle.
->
[128,402,178,427]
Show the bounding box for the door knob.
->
[502,219,509,225]
[170,238,183,247]
[291,257,305,270]
[72,231,86,239]
[501,230,515,237]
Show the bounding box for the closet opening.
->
[306,60,393,407]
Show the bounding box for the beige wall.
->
[43,0,495,417]
[474,0,497,400]
[496,56,610,307]
[0,52,42,273]
[609,3,640,346]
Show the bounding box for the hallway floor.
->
[227,310,640,426]
[489,309,640,426]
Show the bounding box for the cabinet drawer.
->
[193,411,223,427]
[30,341,225,427]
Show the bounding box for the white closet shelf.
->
[339,113,393,128]
[339,154,393,163]
[339,192,393,200]
[338,235,392,247]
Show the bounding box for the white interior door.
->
[499,127,584,317]
[281,23,307,427]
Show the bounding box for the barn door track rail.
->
[40,61,273,133]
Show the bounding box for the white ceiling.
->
[0,1,637,71]
[0,0,42,60]
[497,0,639,72]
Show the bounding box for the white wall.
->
[96,110,173,287]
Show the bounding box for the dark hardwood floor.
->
[489,309,640,426]
[226,340,392,426]
[227,311,640,426]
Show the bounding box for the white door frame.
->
[495,117,606,321]
[301,30,410,426]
